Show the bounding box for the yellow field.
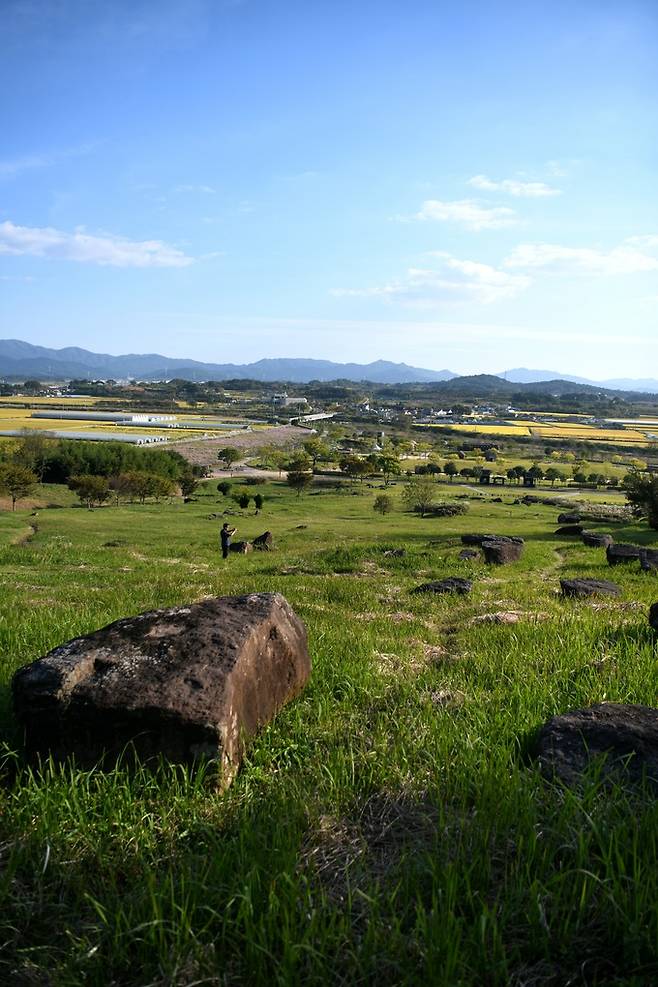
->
[416,420,651,445]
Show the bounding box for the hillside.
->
[1,475,658,984]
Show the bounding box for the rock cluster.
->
[560,578,621,598]
[411,577,472,595]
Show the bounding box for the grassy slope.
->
[1,480,657,986]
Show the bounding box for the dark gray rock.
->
[459,549,479,560]
[481,539,524,564]
[532,703,658,787]
[252,531,273,551]
[582,531,614,549]
[383,548,406,558]
[12,593,310,784]
[229,540,253,554]
[607,543,642,566]
[640,548,658,572]
[650,603,658,631]
[411,577,472,595]
[557,512,581,524]
[555,524,584,536]
[461,533,523,547]
[560,578,621,598]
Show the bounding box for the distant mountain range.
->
[0,340,656,392]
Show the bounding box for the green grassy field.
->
[1,479,657,985]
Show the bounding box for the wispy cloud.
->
[333,252,529,306]
[0,142,100,179]
[413,198,518,231]
[505,238,658,275]
[467,174,561,198]
[0,220,193,268]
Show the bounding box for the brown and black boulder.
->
[582,531,614,549]
[459,549,479,560]
[560,578,621,599]
[555,524,584,536]
[557,512,581,524]
[12,593,310,785]
[606,543,642,566]
[481,538,524,564]
[461,533,523,547]
[252,531,273,551]
[640,548,658,572]
[532,703,658,787]
[411,577,472,595]
[229,540,253,554]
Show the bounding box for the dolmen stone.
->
[252,531,273,551]
[640,548,658,572]
[555,524,584,536]
[650,603,658,631]
[606,543,642,566]
[411,577,472,595]
[481,538,524,564]
[12,593,310,784]
[532,703,658,788]
[230,540,253,554]
[582,531,614,548]
[557,512,581,524]
[461,533,524,547]
[560,578,621,598]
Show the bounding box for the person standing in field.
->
[220,522,236,559]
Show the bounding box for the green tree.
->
[302,438,331,469]
[217,447,241,471]
[401,476,438,517]
[373,493,393,515]
[287,470,313,496]
[0,464,37,511]
[378,452,402,486]
[254,493,264,511]
[623,473,658,529]
[13,430,55,481]
[179,470,198,498]
[217,480,232,496]
[443,462,458,483]
[545,467,562,487]
[68,473,110,509]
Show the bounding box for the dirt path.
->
[171,425,309,469]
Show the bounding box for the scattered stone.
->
[560,578,621,598]
[383,548,406,558]
[461,533,523,547]
[229,540,253,554]
[12,593,310,784]
[555,524,584,536]
[252,531,273,551]
[558,512,581,524]
[491,497,503,503]
[470,610,522,624]
[649,603,658,631]
[295,524,308,529]
[640,548,658,572]
[532,703,658,787]
[411,577,472,595]
[428,688,465,707]
[606,543,642,566]
[459,549,479,560]
[582,531,614,548]
[481,539,524,564]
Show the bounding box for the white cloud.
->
[505,239,658,275]
[467,174,561,198]
[0,142,100,179]
[333,252,529,306]
[414,198,517,231]
[0,220,194,268]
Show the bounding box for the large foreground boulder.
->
[12,593,310,784]
[481,538,524,564]
[649,603,658,631]
[555,524,584,536]
[582,531,614,549]
[606,543,642,566]
[557,512,581,524]
[560,578,621,598]
[229,540,253,554]
[252,531,273,551]
[461,533,523,547]
[411,577,472,595]
[532,703,658,787]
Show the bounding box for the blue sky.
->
[1,0,657,378]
